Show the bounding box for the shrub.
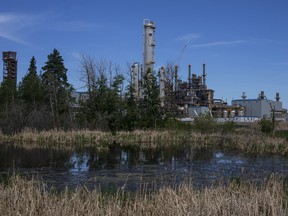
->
[193,113,217,133]
[221,121,236,134]
[259,116,273,134]
[164,119,193,131]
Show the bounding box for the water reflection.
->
[0,143,288,192]
[69,153,90,174]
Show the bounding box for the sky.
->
[1,0,288,107]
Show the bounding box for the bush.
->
[221,121,236,134]
[259,116,273,134]
[163,118,193,131]
[193,113,217,133]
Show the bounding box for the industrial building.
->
[131,19,286,122]
[2,51,17,86]
[232,91,286,121]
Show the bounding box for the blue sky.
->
[1,0,288,107]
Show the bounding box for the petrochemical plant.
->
[130,19,286,122]
[2,19,287,122]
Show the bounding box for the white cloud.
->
[176,33,200,43]
[189,40,246,48]
[0,15,14,23]
[0,13,40,45]
[0,12,98,45]
[0,31,29,45]
[47,20,99,32]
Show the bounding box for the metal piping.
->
[202,63,206,87]
[188,64,191,89]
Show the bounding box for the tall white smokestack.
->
[143,19,156,76]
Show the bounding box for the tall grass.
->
[0,175,287,215]
[1,128,288,155]
[0,128,217,149]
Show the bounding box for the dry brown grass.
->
[0,175,287,216]
[221,133,288,155]
[1,128,288,155]
[0,128,216,149]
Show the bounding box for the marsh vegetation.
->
[1,111,288,215]
[1,175,287,216]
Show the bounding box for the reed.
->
[0,128,218,149]
[1,128,288,155]
[0,175,287,216]
[221,133,288,155]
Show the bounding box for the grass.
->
[0,175,287,216]
[1,126,288,155]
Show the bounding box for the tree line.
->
[0,49,165,134]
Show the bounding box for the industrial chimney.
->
[143,19,156,76]
[202,63,207,88]
[275,92,280,102]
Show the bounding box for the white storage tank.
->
[223,110,228,118]
[230,110,235,118]
[238,110,244,117]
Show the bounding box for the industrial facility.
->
[232,91,286,121]
[2,20,287,122]
[131,19,287,122]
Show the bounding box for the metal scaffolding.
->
[2,51,17,85]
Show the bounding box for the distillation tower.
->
[132,19,156,99]
[2,51,17,86]
[143,19,156,75]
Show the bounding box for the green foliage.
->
[164,118,193,131]
[79,59,125,133]
[0,79,17,108]
[41,49,73,128]
[123,83,139,131]
[193,113,217,133]
[18,56,44,109]
[259,116,273,134]
[274,130,288,139]
[138,68,163,128]
[221,121,236,134]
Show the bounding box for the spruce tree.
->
[124,82,138,130]
[140,68,162,128]
[0,78,17,116]
[41,49,73,128]
[18,56,43,108]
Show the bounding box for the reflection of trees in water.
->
[193,148,213,161]
[85,144,140,169]
[0,144,71,169]
[0,143,214,172]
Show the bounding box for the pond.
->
[1,143,288,192]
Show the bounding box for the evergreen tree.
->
[41,49,73,128]
[0,76,23,133]
[78,56,126,132]
[139,68,162,128]
[0,78,17,117]
[18,56,44,108]
[106,74,124,134]
[123,82,139,131]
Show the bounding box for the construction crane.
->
[175,44,187,70]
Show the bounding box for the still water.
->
[1,143,288,191]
